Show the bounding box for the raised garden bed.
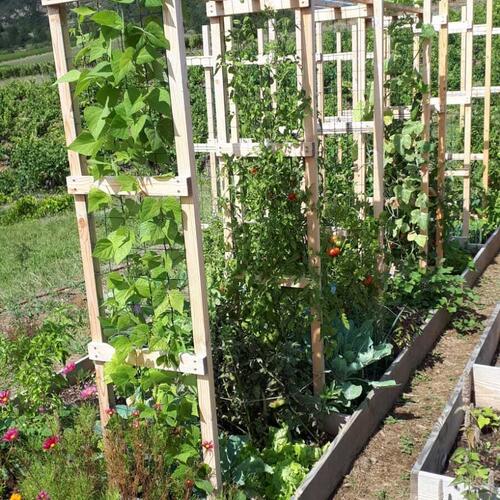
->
[410,302,500,500]
[294,227,500,500]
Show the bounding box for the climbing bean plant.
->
[60,1,213,495]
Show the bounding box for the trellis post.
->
[482,0,493,200]
[352,18,366,199]
[202,25,219,215]
[461,0,473,238]
[210,13,234,254]
[436,0,448,264]
[419,0,431,267]
[298,0,325,395]
[372,0,384,220]
[162,0,222,489]
[45,2,113,427]
[336,30,343,163]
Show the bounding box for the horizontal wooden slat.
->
[445,152,484,161]
[444,169,468,178]
[88,341,207,376]
[321,120,374,134]
[42,0,74,5]
[418,19,500,36]
[67,175,191,197]
[315,5,372,22]
[206,0,309,17]
[194,141,314,157]
[279,277,311,288]
[320,51,374,62]
[431,87,500,109]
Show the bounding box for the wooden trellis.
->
[43,0,222,490]
[432,0,499,252]
[40,0,497,494]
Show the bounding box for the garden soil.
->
[334,253,500,500]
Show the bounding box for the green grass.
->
[0,213,83,309]
[0,46,53,65]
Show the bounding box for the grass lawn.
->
[0,212,83,310]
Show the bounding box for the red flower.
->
[42,435,60,451]
[79,385,97,400]
[36,492,50,500]
[2,428,19,443]
[202,440,214,452]
[287,192,297,202]
[61,362,76,376]
[132,410,140,418]
[105,408,116,416]
[185,478,194,489]
[132,419,140,429]
[0,390,10,406]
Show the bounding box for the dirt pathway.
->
[334,254,500,500]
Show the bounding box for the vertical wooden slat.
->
[459,6,466,129]
[47,4,112,427]
[316,20,325,188]
[352,19,366,199]
[162,0,221,490]
[268,18,277,108]
[225,16,239,143]
[336,30,343,163]
[372,0,384,219]
[296,9,303,89]
[202,25,219,215]
[257,27,266,100]
[420,2,431,267]
[210,15,234,253]
[461,0,473,238]
[436,0,448,264]
[298,2,324,395]
[224,16,242,222]
[482,0,493,199]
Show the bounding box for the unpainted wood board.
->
[163,0,221,489]
[473,364,500,411]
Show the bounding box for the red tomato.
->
[362,275,373,287]
[328,247,342,258]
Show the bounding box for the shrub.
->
[9,133,68,192]
[0,194,73,225]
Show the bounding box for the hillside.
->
[0,0,206,52]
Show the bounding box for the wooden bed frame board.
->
[293,226,500,500]
[410,303,500,500]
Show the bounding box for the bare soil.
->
[334,254,500,500]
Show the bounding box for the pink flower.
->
[79,385,97,400]
[0,390,10,406]
[202,440,214,452]
[36,492,50,500]
[42,435,60,451]
[105,408,116,416]
[132,419,140,429]
[2,428,19,442]
[61,362,76,376]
